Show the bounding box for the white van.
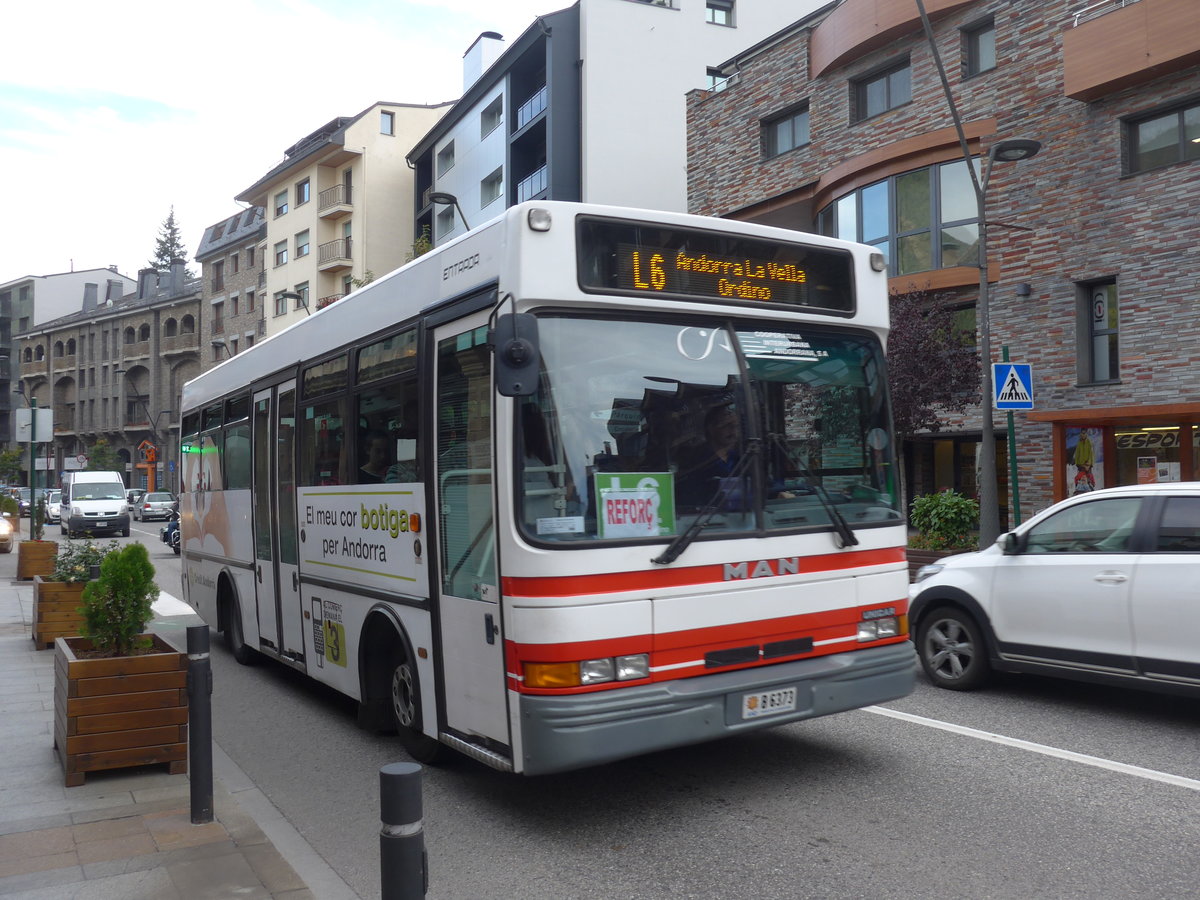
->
[61,471,130,538]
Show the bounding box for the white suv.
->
[908,482,1200,697]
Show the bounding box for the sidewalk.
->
[0,546,356,899]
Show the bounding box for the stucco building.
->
[687,0,1200,521]
[235,101,451,336]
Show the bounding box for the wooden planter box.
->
[53,634,189,787]
[17,540,57,580]
[32,577,88,650]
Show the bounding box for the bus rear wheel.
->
[390,656,443,764]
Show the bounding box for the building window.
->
[295,229,310,258]
[296,177,311,206]
[229,251,239,274]
[294,282,309,311]
[816,157,981,277]
[853,59,911,122]
[274,291,288,316]
[381,110,395,135]
[212,301,224,334]
[211,259,224,292]
[436,141,455,176]
[963,18,996,78]
[274,240,288,267]
[481,95,503,138]
[231,294,239,317]
[706,0,734,26]
[436,206,455,239]
[230,337,239,355]
[1080,281,1119,384]
[480,167,503,208]
[762,104,809,157]
[247,246,256,267]
[246,292,255,313]
[1128,102,1200,173]
[274,190,288,217]
[246,333,255,348]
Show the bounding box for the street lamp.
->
[210,339,231,358]
[279,290,308,316]
[974,138,1041,547]
[430,191,471,232]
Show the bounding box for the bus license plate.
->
[742,687,797,719]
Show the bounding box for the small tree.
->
[85,439,123,473]
[149,206,194,277]
[81,542,158,656]
[406,226,432,262]
[0,448,24,484]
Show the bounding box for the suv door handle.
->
[1094,570,1128,584]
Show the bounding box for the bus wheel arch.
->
[358,609,443,764]
[216,570,257,666]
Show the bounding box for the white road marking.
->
[866,705,1200,792]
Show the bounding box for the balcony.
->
[517,165,548,203]
[1063,0,1199,101]
[122,340,150,361]
[162,332,199,355]
[318,238,352,273]
[315,293,345,311]
[23,356,48,377]
[51,353,77,373]
[516,85,548,131]
[54,412,76,435]
[319,184,353,220]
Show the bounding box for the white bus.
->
[179,201,916,774]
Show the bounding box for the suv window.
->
[1156,496,1200,552]
[1024,497,1142,553]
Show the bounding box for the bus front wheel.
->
[223,594,258,666]
[390,656,443,764]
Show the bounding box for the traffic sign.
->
[993,363,1034,410]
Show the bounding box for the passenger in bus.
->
[358,431,391,483]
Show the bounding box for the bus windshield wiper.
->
[766,433,858,548]
[652,441,759,566]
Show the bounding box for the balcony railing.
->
[319,184,353,219]
[517,165,548,202]
[318,238,352,271]
[1072,0,1140,25]
[122,340,150,360]
[162,332,199,355]
[517,85,548,130]
[315,293,345,311]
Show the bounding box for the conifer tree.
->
[149,206,194,276]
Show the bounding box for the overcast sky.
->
[0,0,561,283]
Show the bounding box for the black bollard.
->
[380,762,426,899]
[186,624,213,824]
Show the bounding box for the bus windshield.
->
[517,314,900,544]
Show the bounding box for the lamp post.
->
[974,139,1041,547]
[429,191,471,233]
[279,290,308,316]
[12,385,39,538]
[210,339,231,358]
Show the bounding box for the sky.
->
[0,0,562,283]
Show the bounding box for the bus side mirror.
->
[490,313,539,397]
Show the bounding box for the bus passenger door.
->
[434,316,510,747]
[252,381,305,662]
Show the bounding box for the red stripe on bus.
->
[501,546,905,597]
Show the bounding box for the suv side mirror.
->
[999,532,1021,554]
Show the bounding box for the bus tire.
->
[389,652,443,764]
[223,592,258,666]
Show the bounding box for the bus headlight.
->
[579,658,614,684]
[615,654,650,680]
[857,616,904,641]
[524,653,650,688]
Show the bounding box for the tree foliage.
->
[0,447,24,484]
[85,439,123,473]
[149,206,194,276]
[887,286,980,437]
[81,542,157,656]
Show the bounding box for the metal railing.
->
[1072,0,1140,26]
[517,85,548,130]
[517,165,548,202]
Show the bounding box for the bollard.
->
[380,762,426,899]
[186,624,214,824]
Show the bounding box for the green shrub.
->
[81,542,158,656]
[53,539,120,583]
[909,490,979,550]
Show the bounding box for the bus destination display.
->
[578,217,854,313]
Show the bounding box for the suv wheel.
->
[917,607,990,691]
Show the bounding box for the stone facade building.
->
[195,207,267,365]
[16,262,201,493]
[687,0,1200,522]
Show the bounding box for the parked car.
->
[133,491,176,522]
[126,488,146,507]
[44,489,62,524]
[909,482,1200,698]
[0,512,13,552]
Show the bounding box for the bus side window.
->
[300,399,347,486]
[354,380,419,485]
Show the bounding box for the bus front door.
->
[252,381,305,663]
[434,316,510,748]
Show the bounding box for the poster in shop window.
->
[1065,427,1104,495]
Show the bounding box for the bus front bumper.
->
[517,640,917,775]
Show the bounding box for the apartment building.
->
[15,262,201,492]
[195,208,267,364]
[235,101,451,337]
[687,0,1200,519]
[407,0,818,247]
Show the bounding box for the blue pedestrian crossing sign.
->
[993,363,1034,410]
